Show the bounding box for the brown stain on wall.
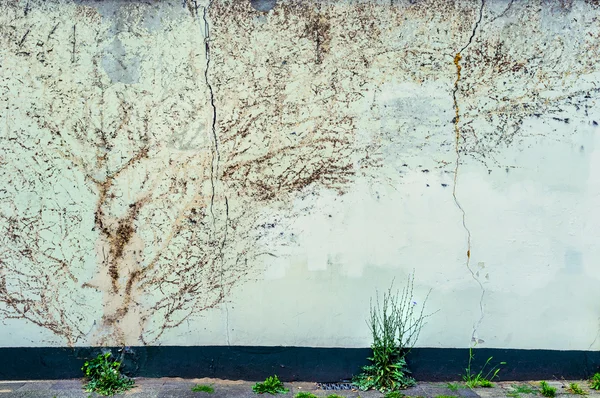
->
[92,147,149,294]
[303,11,331,64]
[1,0,600,346]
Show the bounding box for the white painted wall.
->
[1,0,599,351]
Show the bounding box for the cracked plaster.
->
[0,0,600,350]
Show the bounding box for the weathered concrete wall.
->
[1,0,599,351]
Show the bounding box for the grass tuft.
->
[446,382,460,392]
[567,383,588,396]
[294,392,318,398]
[191,384,214,393]
[539,381,556,398]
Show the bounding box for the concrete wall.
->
[1,0,599,354]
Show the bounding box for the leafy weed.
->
[81,352,134,396]
[353,274,431,392]
[252,375,288,395]
[589,373,600,390]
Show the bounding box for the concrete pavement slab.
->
[0,382,25,392]
[14,381,54,391]
[1,378,600,398]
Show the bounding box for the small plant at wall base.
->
[567,383,588,395]
[252,375,288,395]
[352,273,432,393]
[81,352,134,396]
[539,381,556,398]
[590,373,600,390]
[462,346,505,388]
[191,384,214,393]
[446,382,460,391]
[294,393,317,398]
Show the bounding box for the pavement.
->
[0,378,598,397]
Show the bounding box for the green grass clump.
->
[462,347,505,389]
[479,379,493,388]
[568,383,588,395]
[384,392,406,398]
[252,375,288,395]
[294,392,318,398]
[326,395,345,398]
[191,384,214,393]
[82,352,135,396]
[539,381,556,398]
[590,373,600,390]
[446,382,459,391]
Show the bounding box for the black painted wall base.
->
[2,346,600,382]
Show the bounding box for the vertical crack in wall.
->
[201,0,230,345]
[452,0,486,344]
[202,0,219,227]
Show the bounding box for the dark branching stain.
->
[0,209,84,345]
[107,200,143,292]
[2,0,600,347]
[92,148,149,294]
[303,11,331,64]
[2,0,354,346]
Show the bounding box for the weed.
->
[326,395,345,398]
[353,274,432,392]
[462,347,505,388]
[81,352,134,396]
[590,373,600,390]
[353,356,416,392]
[539,381,556,398]
[191,384,214,393]
[294,393,317,398]
[252,375,288,395]
[446,382,459,391]
[568,383,588,395]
